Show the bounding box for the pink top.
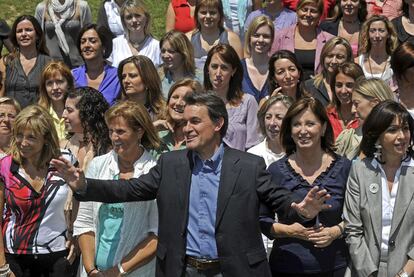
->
[366,0,403,21]
[271,25,335,74]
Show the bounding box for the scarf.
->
[47,0,76,55]
[222,0,248,31]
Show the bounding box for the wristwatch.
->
[398,270,409,277]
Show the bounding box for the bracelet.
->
[117,262,128,276]
[0,269,10,277]
[0,264,8,273]
[336,224,344,239]
[87,267,98,276]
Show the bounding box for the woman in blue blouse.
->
[261,96,350,276]
[72,23,121,106]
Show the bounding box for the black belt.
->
[185,256,220,271]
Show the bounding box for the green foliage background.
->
[0,0,169,39]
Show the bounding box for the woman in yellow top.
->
[38,61,74,141]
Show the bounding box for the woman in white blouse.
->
[108,0,161,67]
[344,100,414,277]
[74,100,159,276]
[248,95,293,167]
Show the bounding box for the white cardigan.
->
[74,150,158,276]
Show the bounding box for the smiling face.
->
[16,126,45,163]
[183,104,223,155]
[124,10,147,34]
[197,6,220,30]
[273,58,301,92]
[250,24,272,54]
[264,101,289,142]
[108,116,143,160]
[324,44,348,74]
[0,104,17,136]
[80,29,103,61]
[291,108,326,151]
[121,62,146,100]
[168,86,192,122]
[45,72,68,104]
[15,19,37,48]
[334,72,355,105]
[297,3,321,28]
[368,20,389,48]
[341,0,359,17]
[161,41,183,71]
[62,97,83,134]
[378,116,411,161]
[208,53,236,92]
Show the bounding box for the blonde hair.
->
[105,101,161,150]
[121,0,151,37]
[38,61,74,109]
[9,105,60,169]
[296,0,324,16]
[354,77,395,101]
[358,15,398,55]
[160,31,195,76]
[0,97,21,114]
[244,16,275,56]
[313,37,353,88]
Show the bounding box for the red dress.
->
[282,0,336,20]
[172,0,196,33]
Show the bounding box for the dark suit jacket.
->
[75,147,303,277]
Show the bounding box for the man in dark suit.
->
[52,92,331,277]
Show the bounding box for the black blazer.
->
[76,147,303,277]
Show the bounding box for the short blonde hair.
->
[121,0,151,36]
[296,0,324,17]
[105,101,161,150]
[9,105,60,169]
[244,16,275,56]
[0,97,21,114]
[359,15,398,55]
[354,77,395,102]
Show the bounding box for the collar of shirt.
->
[192,143,224,172]
[371,156,414,170]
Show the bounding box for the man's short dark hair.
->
[184,91,228,138]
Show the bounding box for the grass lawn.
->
[0,0,170,39]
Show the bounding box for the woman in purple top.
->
[244,0,297,34]
[71,23,121,106]
[204,44,261,151]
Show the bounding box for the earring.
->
[374,143,382,161]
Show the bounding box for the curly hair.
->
[66,87,111,156]
[358,15,398,55]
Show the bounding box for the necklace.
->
[367,54,388,79]
[129,35,147,50]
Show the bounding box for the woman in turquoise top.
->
[158,78,203,153]
[73,100,160,276]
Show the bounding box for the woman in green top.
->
[158,78,202,152]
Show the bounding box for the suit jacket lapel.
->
[364,164,382,245]
[215,149,240,228]
[390,166,414,236]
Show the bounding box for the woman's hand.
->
[101,266,121,277]
[286,222,313,241]
[153,120,174,132]
[65,237,79,264]
[307,225,339,248]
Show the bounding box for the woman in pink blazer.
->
[271,0,334,80]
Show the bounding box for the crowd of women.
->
[0,0,413,276]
